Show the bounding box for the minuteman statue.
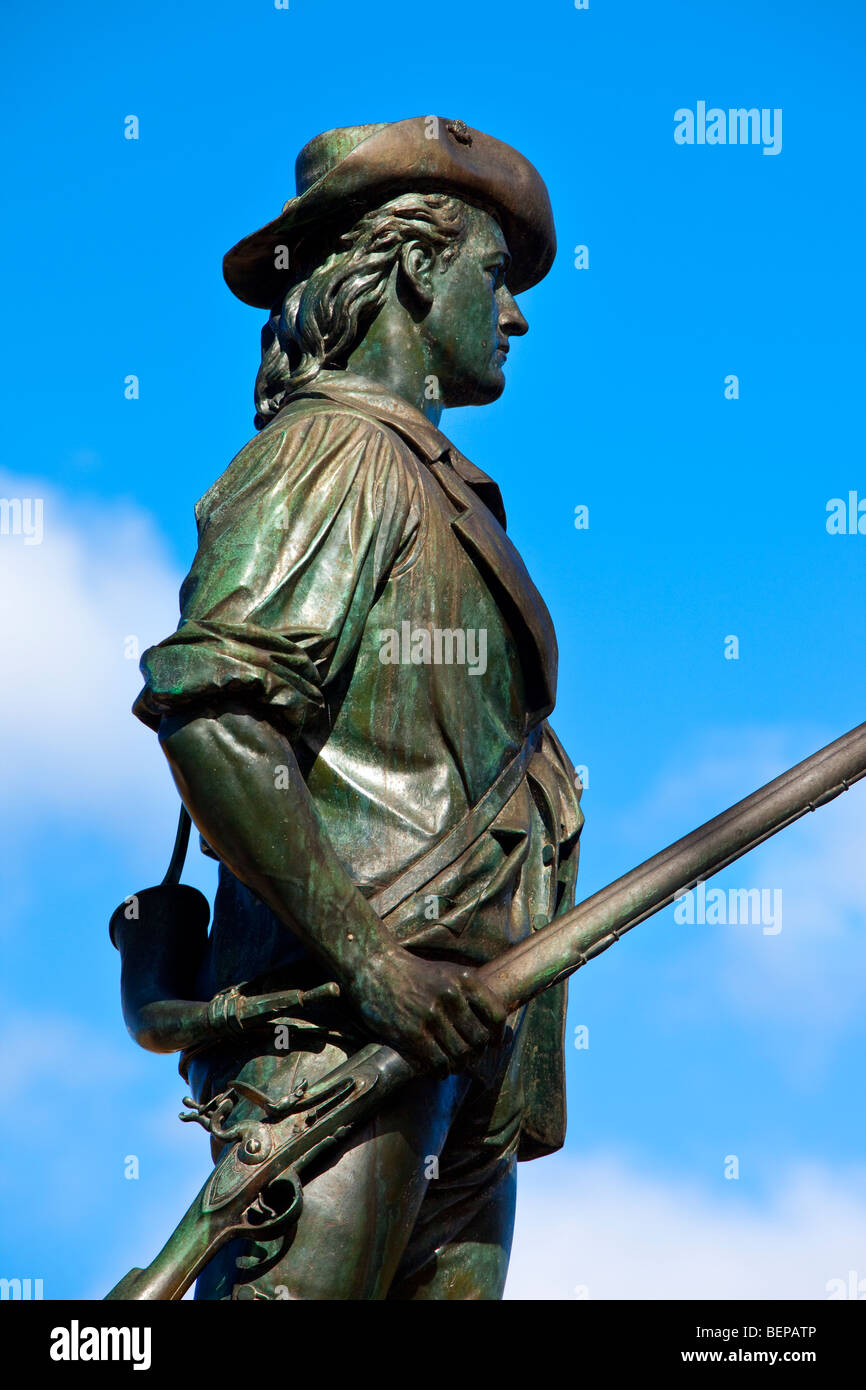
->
[133,116,584,1300]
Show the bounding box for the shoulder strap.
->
[162,805,192,887]
[367,735,537,921]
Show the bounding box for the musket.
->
[105,720,866,1300]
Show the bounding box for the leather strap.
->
[368,733,538,921]
[163,805,192,886]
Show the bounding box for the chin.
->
[449,370,505,407]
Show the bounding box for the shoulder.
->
[197,397,422,530]
[271,395,422,472]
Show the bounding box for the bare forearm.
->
[157,709,400,987]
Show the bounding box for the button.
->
[541,844,555,865]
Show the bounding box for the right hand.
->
[344,946,507,1074]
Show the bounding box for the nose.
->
[499,290,529,338]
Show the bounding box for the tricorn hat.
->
[223,116,556,309]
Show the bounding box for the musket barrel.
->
[480,721,866,1010]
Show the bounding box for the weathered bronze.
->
[106,115,863,1302]
[112,117,580,1301]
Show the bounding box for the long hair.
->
[253,192,469,429]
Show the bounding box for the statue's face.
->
[423,205,529,407]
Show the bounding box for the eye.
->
[485,262,506,288]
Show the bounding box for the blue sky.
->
[1,0,864,1299]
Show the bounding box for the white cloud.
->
[713,783,866,1035]
[0,471,183,828]
[507,1152,866,1300]
[603,725,866,1063]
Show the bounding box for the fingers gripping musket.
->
[105,720,866,1300]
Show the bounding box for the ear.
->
[397,240,435,311]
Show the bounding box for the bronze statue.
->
[120,117,582,1300]
[106,117,866,1302]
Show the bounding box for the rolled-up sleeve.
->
[133,405,420,735]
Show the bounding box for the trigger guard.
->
[241,1165,304,1241]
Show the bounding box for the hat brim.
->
[223,117,556,308]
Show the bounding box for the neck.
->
[346,306,443,426]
